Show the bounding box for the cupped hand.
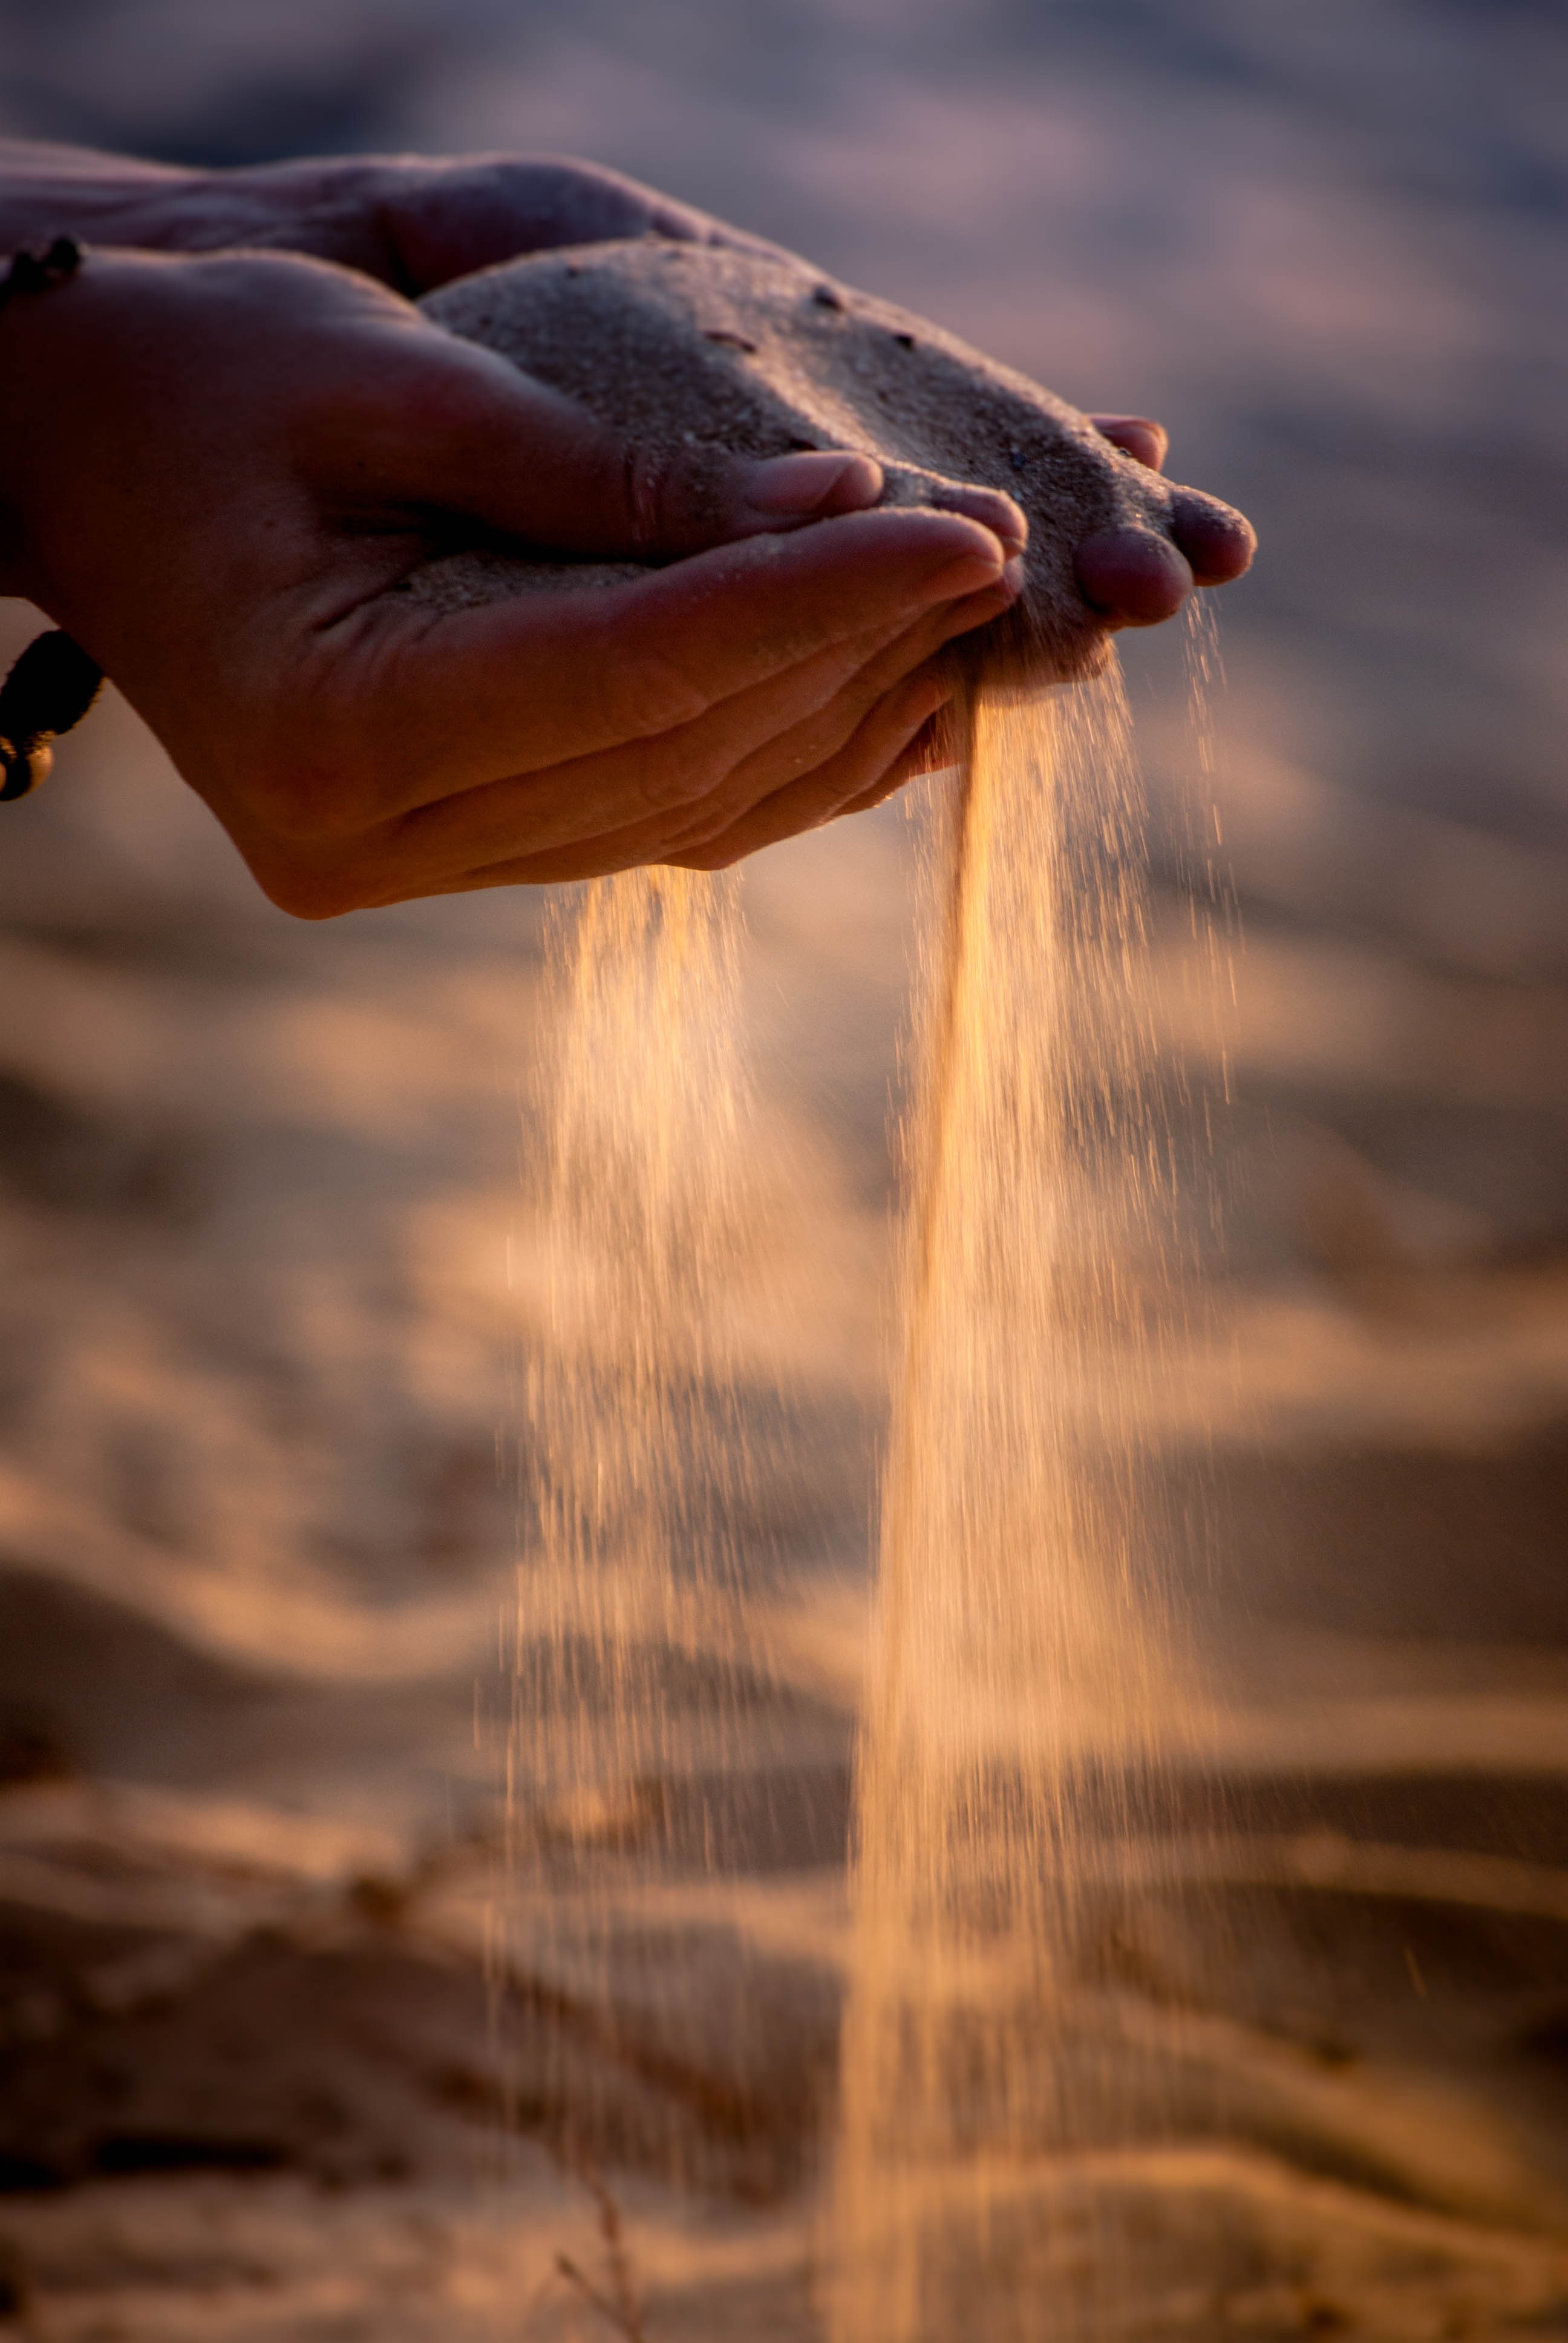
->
[0,245,1020,913]
[0,144,789,296]
[154,152,791,292]
[128,159,1255,627]
[1081,411,1255,621]
[137,155,1256,629]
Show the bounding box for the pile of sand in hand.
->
[417,239,1194,682]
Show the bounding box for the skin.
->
[0,145,1254,915]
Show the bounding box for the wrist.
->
[0,140,206,256]
[0,142,398,273]
[0,237,89,600]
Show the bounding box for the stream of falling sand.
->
[505,867,763,2169]
[828,662,1210,2343]
[509,638,1222,2309]
[520,866,750,1778]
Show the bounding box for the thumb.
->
[382,329,887,559]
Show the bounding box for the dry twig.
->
[554,2161,649,2341]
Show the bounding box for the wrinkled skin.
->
[0,145,1253,914]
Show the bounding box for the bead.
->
[0,630,103,802]
[0,740,51,804]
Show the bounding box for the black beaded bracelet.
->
[0,237,105,801]
[0,233,85,315]
[0,632,104,802]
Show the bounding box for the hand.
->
[0,141,788,295]
[1080,413,1254,618]
[200,168,1256,635]
[185,160,1255,629]
[0,245,1022,913]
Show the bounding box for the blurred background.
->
[0,3,1566,2336]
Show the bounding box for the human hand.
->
[1,142,1251,641]
[1080,413,1253,618]
[214,166,1255,636]
[0,140,785,295]
[0,245,1022,912]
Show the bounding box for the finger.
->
[1074,528,1192,628]
[916,480,1028,553]
[1088,415,1169,473]
[519,566,992,875]
[384,566,1018,881]
[269,609,938,906]
[454,666,955,886]
[315,510,1016,827]
[270,571,1014,911]
[832,735,941,821]
[368,328,886,558]
[644,586,996,859]
[667,669,955,869]
[898,705,964,778]
[563,563,1016,860]
[1168,487,1256,586]
[832,698,966,819]
[725,448,887,537]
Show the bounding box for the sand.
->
[2,226,1568,2333]
[2,723,1568,2332]
[416,238,1183,680]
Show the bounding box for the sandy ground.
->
[1,597,1567,2332]
[1,3,1567,2333]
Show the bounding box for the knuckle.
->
[603,645,713,742]
[656,775,759,853]
[682,838,745,871]
[656,808,728,855]
[621,443,725,558]
[249,851,365,922]
[632,750,728,821]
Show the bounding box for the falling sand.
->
[511,669,1209,2335]
[828,672,1205,2342]
[501,863,771,2176]
[417,244,1230,2329]
[512,865,751,1816]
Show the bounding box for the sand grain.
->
[419,240,1182,680]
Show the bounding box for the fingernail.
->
[743,450,883,517]
[1075,528,1191,625]
[942,487,1028,554]
[1170,492,1256,585]
[914,539,1010,605]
